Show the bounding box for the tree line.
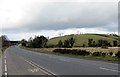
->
[87,38,118,48]
[21,36,48,48]
[20,35,119,48]
[0,35,11,47]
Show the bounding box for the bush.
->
[101,52,106,57]
[77,50,90,56]
[115,51,120,58]
[92,52,102,56]
[109,52,113,56]
[53,49,90,56]
[101,46,108,49]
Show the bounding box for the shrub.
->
[77,50,90,56]
[53,49,90,56]
[101,46,108,49]
[109,52,113,56]
[115,51,120,58]
[92,52,102,56]
[101,52,106,57]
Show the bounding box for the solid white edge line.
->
[99,67,120,73]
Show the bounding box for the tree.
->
[63,39,70,48]
[58,40,63,48]
[1,35,11,47]
[40,36,48,48]
[97,40,103,47]
[69,37,76,48]
[21,39,27,46]
[100,40,109,48]
[113,40,117,46]
[31,36,48,48]
[63,37,75,48]
[28,37,33,47]
[92,41,96,47]
[88,39,93,47]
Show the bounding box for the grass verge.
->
[20,46,119,63]
[0,50,1,58]
[0,47,8,58]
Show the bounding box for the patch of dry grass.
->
[21,46,119,63]
[71,47,119,53]
[22,46,119,54]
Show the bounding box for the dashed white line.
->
[5,64,7,72]
[4,54,8,77]
[4,59,6,64]
[5,72,7,75]
[4,56,6,59]
[59,58,70,62]
[99,67,120,73]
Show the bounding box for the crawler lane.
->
[4,46,119,77]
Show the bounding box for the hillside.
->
[47,34,119,47]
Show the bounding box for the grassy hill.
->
[47,34,119,47]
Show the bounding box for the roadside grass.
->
[21,46,55,53]
[21,47,119,54]
[0,50,1,58]
[0,47,8,58]
[20,46,119,63]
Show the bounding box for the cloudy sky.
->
[0,0,119,41]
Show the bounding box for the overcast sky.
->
[0,0,119,41]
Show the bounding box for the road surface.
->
[2,46,120,77]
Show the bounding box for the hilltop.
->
[47,34,119,47]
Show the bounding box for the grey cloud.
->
[25,2,117,30]
[2,2,118,33]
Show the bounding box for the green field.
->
[47,34,119,47]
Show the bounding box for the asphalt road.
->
[2,46,120,77]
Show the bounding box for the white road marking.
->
[99,67,120,73]
[4,54,7,77]
[59,57,74,62]
[5,72,7,75]
[4,62,8,77]
[4,59,6,64]
[28,68,39,73]
[4,56,6,59]
[5,64,7,72]
[25,60,52,75]
[15,54,57,75]
[59,58,70,62]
